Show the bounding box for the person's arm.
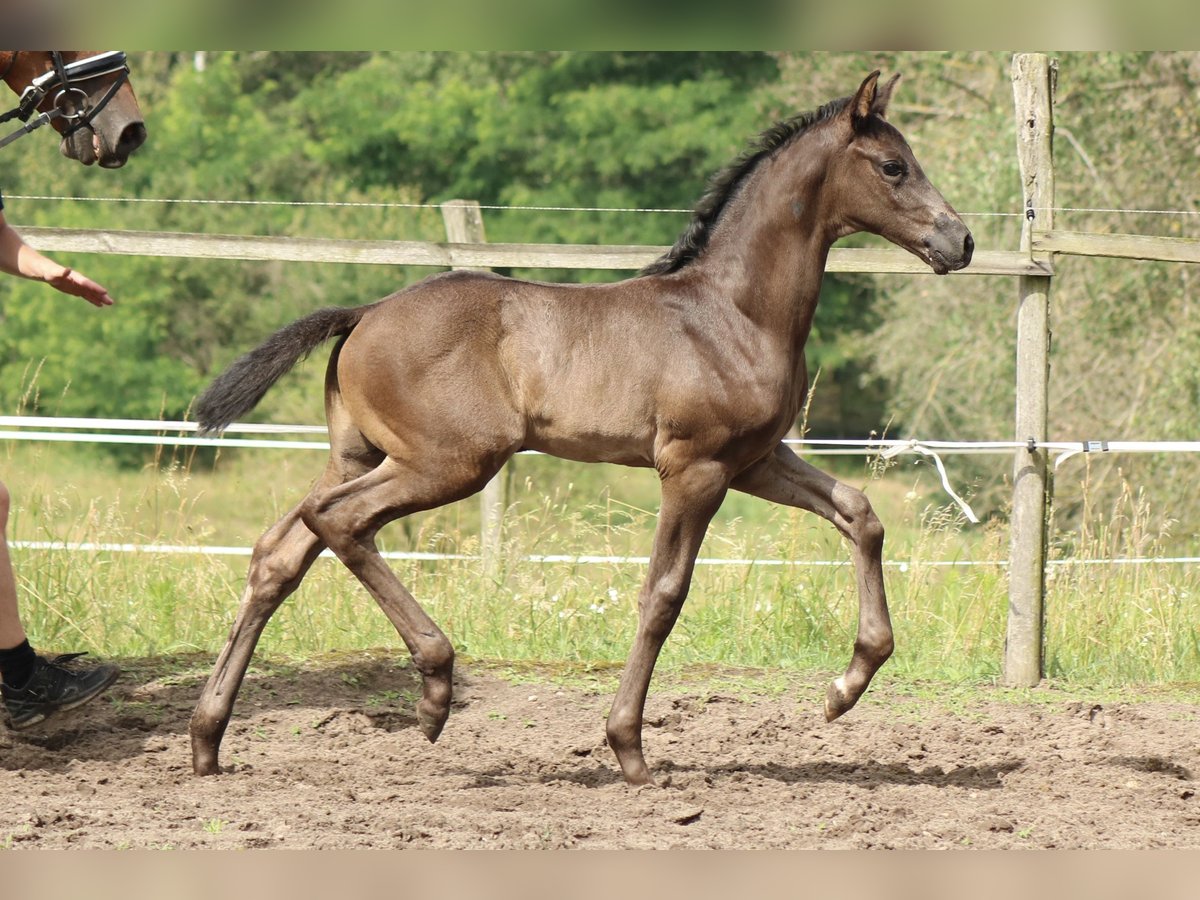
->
[0,211,113,307]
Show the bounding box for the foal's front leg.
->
[606,461,729,785]
[732,443,893,721]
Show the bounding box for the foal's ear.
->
[872,73,902,119]
[849,71,882,129]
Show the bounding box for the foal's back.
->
[336,271,710,468]
[335,269,766,470]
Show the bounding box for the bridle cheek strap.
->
[60,68,129,138]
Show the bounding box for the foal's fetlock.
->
[606,714,654,786]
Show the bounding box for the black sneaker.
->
[1,653,119,730]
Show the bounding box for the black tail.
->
[194,305,372,434]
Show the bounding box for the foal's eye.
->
[881,161,906,178]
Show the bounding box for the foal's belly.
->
[521,417,657,467]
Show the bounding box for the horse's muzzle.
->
[60,119,146,168]
[925,215,974,275]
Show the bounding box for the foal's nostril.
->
[962,232,975,262]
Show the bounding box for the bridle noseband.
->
[0,51,129,151]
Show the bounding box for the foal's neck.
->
[692,126,839,345]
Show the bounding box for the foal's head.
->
[825,71,973,274]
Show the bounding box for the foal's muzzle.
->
[924,214,974,275]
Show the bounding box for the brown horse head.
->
[828,71,973,274]
[0,50,146,168]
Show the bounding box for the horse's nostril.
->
[963,232,975,259]
[118,121,147,156]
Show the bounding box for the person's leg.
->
[0,479,37,688]
[0,477,119,729]
[0,542,28,645]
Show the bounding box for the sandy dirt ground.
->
[2,652,1197,849]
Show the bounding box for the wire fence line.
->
[4,415,1200,469]
[4,414,1198,570]
[8,193,1200,219]
[7,539,1200,570]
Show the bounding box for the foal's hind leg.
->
[190,502,328,775]
[191,440,382,775]
[732,443,893,721]
[300,455,501,744]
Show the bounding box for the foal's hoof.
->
[416,699,449,743]
[824,677,859,722]
[623,769,657,788]
[610,744,655,786]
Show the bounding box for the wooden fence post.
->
[1005,53,1057,687]
[440,199,506,571]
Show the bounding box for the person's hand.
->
[46,267,114,307]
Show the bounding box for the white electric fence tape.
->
[4,416,1199,566]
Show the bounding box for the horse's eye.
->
[881,161,906,178]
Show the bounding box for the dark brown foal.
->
[190,71,972,784]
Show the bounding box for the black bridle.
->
[0,51,129,151]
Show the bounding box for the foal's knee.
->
[858,507,884,553]
[638,571,689,639]
[836,486,884,550]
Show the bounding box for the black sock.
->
[0,639,38,689]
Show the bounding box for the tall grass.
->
[1044,475,1200,682]
[3,440,1198,686]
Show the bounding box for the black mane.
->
[639,95,851,277]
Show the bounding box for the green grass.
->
[3,439,1199,687]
